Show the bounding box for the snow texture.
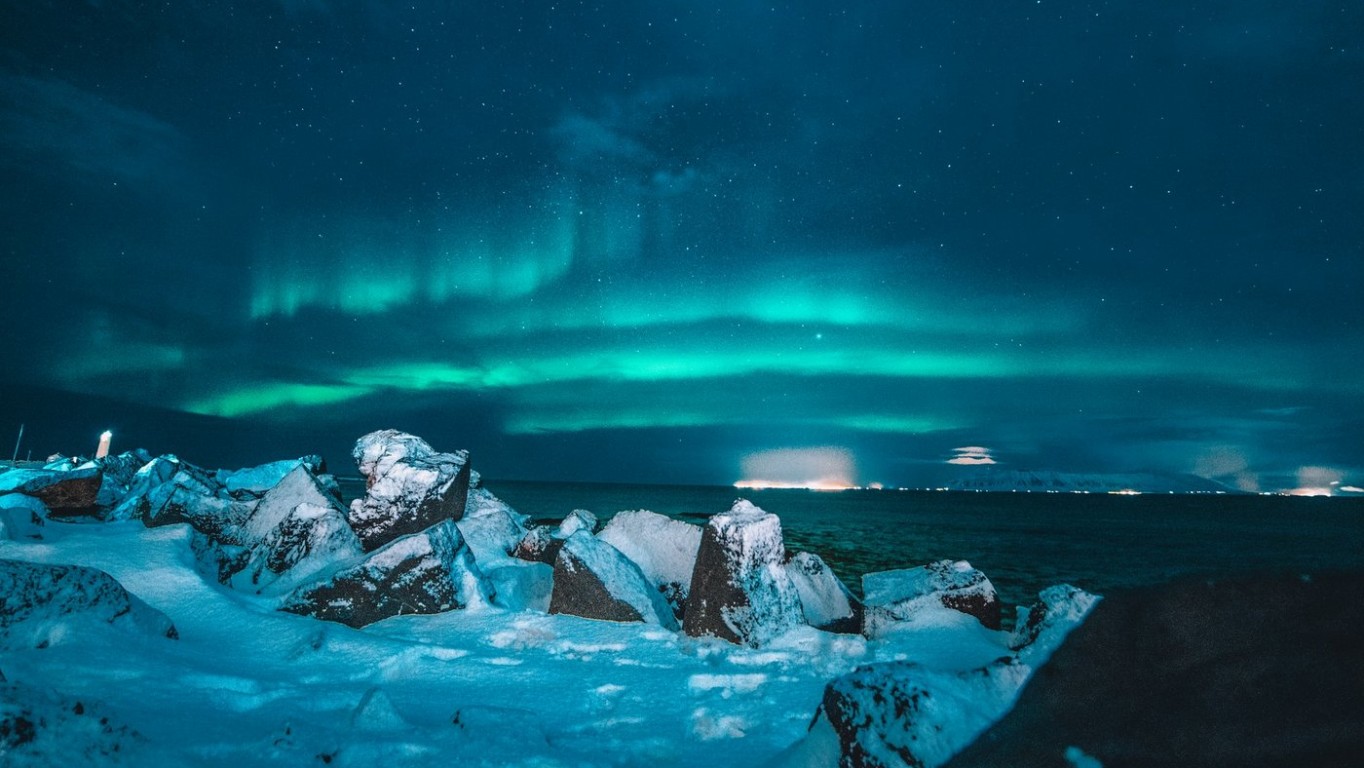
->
[0,495,48,542]
[0,559,178,649]
[683,499,803,646]
[347,429,472,551]
[549,531,678,628]
[598,509,702,613]
[787,551,860,632]
[863,560,1002,636]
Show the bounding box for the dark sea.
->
[342,478,1364,613]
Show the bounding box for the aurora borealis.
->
[2,2,1361,491]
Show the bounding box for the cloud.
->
[947,446,996,465]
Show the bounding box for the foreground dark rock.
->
[683,500,802,645]
[347,429,472,551]
[282,520,490,628]
[946,572,1364,768]
[548,531,677,628]
[0,559,179,648]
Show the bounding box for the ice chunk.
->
[787,551,861,633]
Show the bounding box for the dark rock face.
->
[510,525,563,565]
[347,430,472,551]
[597,509,702,621]
[682,500,802,646]
[548,531,676,627]
[947,572,1364,768]
[281,520,489,628]
[0,559,178,647]
[0,467,103,517]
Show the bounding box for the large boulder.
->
[548,531,678,628]
[0,467,103,517]
[282,520,490,628]
[946,573,1364,768]
[347,430,472,551]
[787,551,862,634]
[813,659,1030,768]
[0,559,178,648]
[597,509,702,618]
[803,583,1097,768]
[89,450,153,511]
[682,500,803,646]
[863,560,1002,637]
[230,500,363,595]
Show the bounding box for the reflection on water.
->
[343,477,1364,611]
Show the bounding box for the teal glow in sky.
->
[2,1,1361,491]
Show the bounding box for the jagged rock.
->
[190,529,250,585]
[0,495,47,541]
[682,500,803,646]
[233,502,363,595]
[863,560,1002,637]
[815,659,1031,768]
[1008,584,1101,662]
[347,430,472,551]
[548,531,677,628]
[217,455,326,499]
[598,509,702,618]
[89,450,152,510]
[137,462,229,528]
[106,456,182,521]
[510,509,598,564]
[282,520,490,628]
[0,467,103,517]
[787,551,862,633]
[946,573,1364,768]
[456,495,529,566]
[0,559,178,648]
[511,525,562,564]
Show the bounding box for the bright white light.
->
[736,447,857,490]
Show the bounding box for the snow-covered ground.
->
[1,517,1025,767]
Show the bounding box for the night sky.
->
[2,1,1361,492]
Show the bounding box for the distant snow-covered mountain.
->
[937,467,1237,494]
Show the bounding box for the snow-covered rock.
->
[682,500,803,646]
[813,658,1031,768]
[598,509,702,617]
[231,500,363,595]
[137,462,232,528]
[347,430,472,551]
[510,524,562,564]
[0,680,147,761]
[89,450,153,511]
[548,531,678,628]
[1008,584,1100,663]
[0,559,178,648]
[282,520,490,628]
[787,551,861,633]
[456,503,529,567]
[217,455,326,499]
[105,456,182,521]
[557,508,597,537]
[0,494,47,541]
[863,560,1002,637]
[0,466,103,517]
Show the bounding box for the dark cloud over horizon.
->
[2,1,1361,492]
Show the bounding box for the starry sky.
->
[2,1,1361,492]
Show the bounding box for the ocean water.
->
[342,478,1364,612]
